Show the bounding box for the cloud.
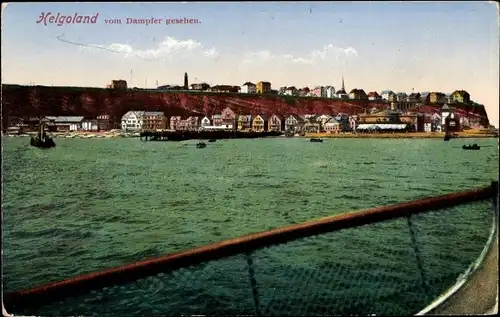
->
[203,47,221,59]
[77,36,220,61]
[243,44,358,64]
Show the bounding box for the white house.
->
[440,104,455,127]
[316,114,332,128]
[240,82,256,94]
[121,111,145,131]
[325,86,336,98]
[324,117,341,133]
[201,116,211,127]
[380,90,394,102]
[81,119,98,131]
[284,86,298,96]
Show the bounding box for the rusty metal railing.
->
[3,181,498,316]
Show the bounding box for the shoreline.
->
[2,131,497,140]
[305,132,498,139]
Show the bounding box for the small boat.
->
[30,135,56,148]
[462,144,480,150]
[310,138,323,143]
[208,139,216,142]
[30,120,56,149]
[196,142,207,148]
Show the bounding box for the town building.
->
[256,81,272,94]
[380,90,395,102]
[311,86,326,98]
[429,92,447,104]
[451,90,471,104]
[357,110,424,132]
[396,92,408,102]
[407,92,421,102]
[142,112,167,130]
[81,119,98,131]
[221,107,237,127]
[109,80,128,90]
[97,115,111,131]
[316,114,333,129]
[334,113,350,131]
[200,116,212,127]
[284,86,298,96]
[325,86,336,98]
[368,91,381,101]
[349,115,358,132]
[268,114,286,132]
[183,116,200,131]
[297,87,310,97]
[252,115,268,132]
[349,89,367,100]
[46,116,85,132]
[303,116,321,133]
[211,114,223,126]
[169,116,182,130]
[390,101,418,112]
[210,85,240,93]
[237,115,253,131]
[324,117,341,133]
[189,83,210,91]
[445,93,453,104]
[420,92,431,104]
[240,82,257,94]
[440,104,455,127]
[284,114,304,132]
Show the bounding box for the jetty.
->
[140,130,282,141]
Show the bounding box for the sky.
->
[2,2,499,126]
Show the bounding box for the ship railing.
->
[3,181,498,316]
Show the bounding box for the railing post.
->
[245,252,261,316]
[491,181,498,214]
[407,215,430,296]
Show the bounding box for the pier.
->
[140,130,282,141]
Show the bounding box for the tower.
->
[184,72,188,89]
[341,76,345,91]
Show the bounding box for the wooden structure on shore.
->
[140,130,282,141]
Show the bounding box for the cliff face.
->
[1,85,490,126]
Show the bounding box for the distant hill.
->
[1,84,490,127]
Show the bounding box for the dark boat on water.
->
[30,120,56,149]
[462,144,480,150]
[208,139,216,143]
[196,142,207,148]
[310,138,323,143]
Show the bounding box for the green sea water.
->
[2,137,498,315]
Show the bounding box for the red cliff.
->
[1,85,490,127]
